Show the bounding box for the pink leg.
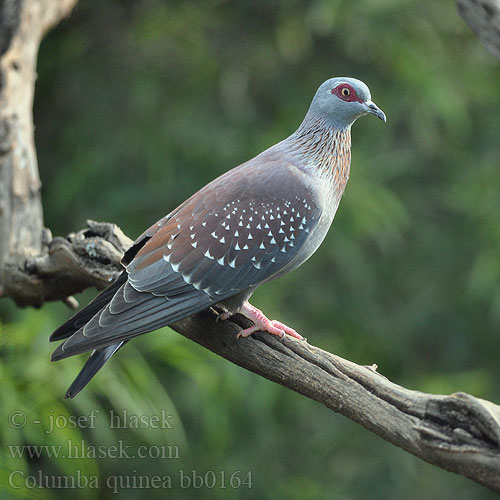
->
[236,302,304,340]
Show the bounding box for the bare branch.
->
[2,220,131,306]
[457,0,500,61]
[170,312,500,493]
[5,215,500,491]
[7,213,499,490]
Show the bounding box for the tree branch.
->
[5,216,500,492]
[173,312,500,492]
[2,219,132,307]
[457,0,500,61]
[1,0,500,494]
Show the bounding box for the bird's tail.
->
[64,342,127,399]
[50,272,128,342]
[50,271,128,398]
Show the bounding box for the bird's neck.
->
[288,115,352,191]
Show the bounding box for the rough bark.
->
[457,0,500,61]
[175,312,500,492]
[1,0,500,493]
[3,219,132,307]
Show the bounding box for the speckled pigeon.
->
[51,77,386,398]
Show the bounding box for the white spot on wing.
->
[251,256,261,269]
[191,280,202,290]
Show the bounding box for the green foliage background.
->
[1,0,500,498]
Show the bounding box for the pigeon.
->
[50,77,386,398]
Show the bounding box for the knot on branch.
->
[2,220,132,307]
[417,392,500,451]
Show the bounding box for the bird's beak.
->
[364,100,386,122]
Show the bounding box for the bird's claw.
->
[236,302,304,341]
[236,326,257,340]
[269,320,303,340]
[216,311,232,323]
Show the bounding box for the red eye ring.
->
[330,84,363,103]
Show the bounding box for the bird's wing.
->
[128,157,323,298]
[52,154,322,360]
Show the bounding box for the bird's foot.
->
[236,302,304,340]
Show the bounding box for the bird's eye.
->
[331,83,360,102]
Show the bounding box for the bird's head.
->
[308,77,386,129]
